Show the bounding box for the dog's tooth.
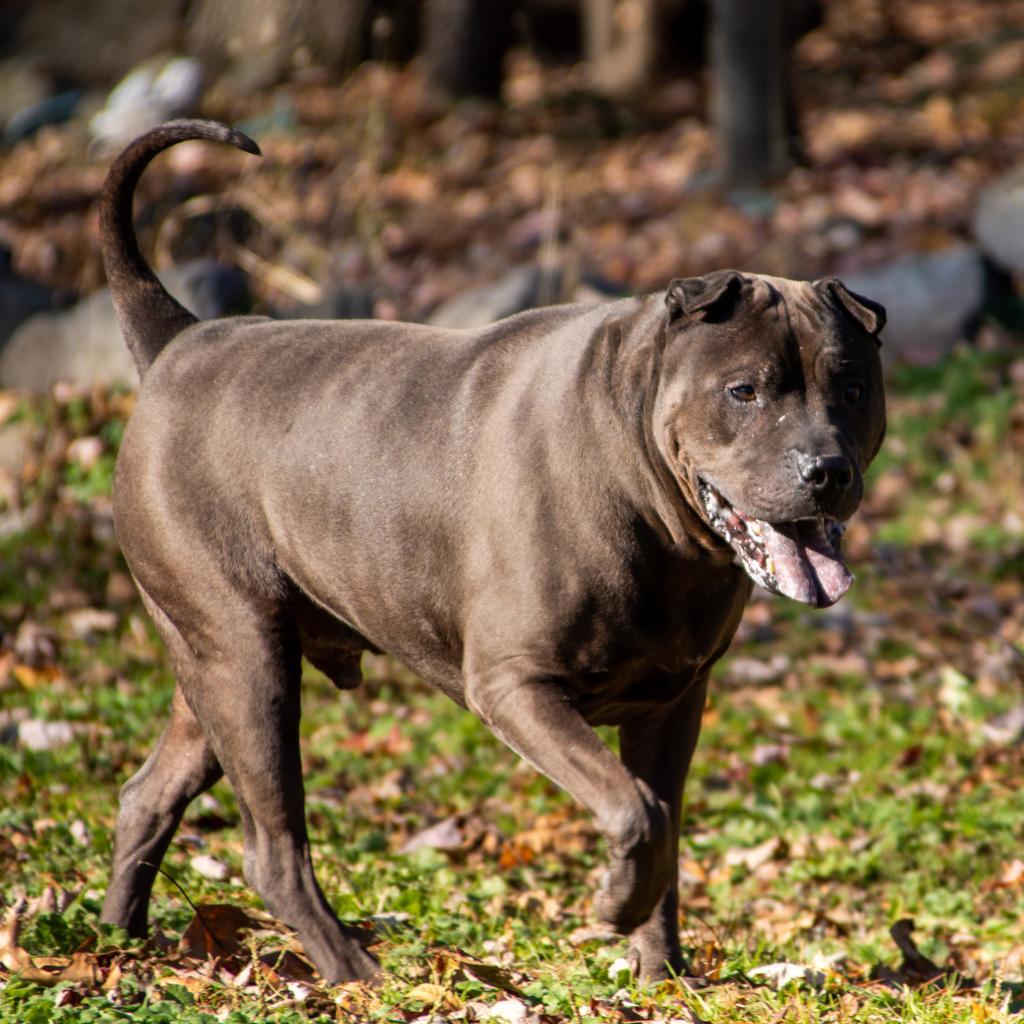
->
[765,556,775,577]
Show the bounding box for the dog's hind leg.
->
[156,587,377,984]
[101,684,223,936]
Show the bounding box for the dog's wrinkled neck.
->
[634,313,735,560]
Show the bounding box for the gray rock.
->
[428,266,551,329]
[0,262,248,393]
[0,249,65,349]
[90,57,204,149]
[427,265,620,330]
[3,91,81,145]
[0,57,55,138]
[841,245,984,366]
[276,283,373,322]
[974,167,1024,274]
[1,289,137,392]
[178,261,251,319]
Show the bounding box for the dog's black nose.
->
[797,453,854,496]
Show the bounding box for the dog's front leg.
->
[464,657,675,935]
[618,674,709,982]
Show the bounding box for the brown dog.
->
[98,121,886,984]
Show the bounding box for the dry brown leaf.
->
[442,950,527,996]
[179,903,272,960]
[406,981,461,1009]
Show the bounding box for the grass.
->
[1,344,1023,1022]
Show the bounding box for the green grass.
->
[1,346,1023,1021]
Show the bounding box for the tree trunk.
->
[583,0,660,98]
[423,0,514,99]
[711,0,790,190]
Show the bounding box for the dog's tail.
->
[100,119,261,377]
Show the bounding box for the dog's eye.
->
[729,384,757,403]
[844,382,865,404]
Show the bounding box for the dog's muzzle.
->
[699,481,853,607]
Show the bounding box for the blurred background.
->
[2,0,1024,372]
[1,2,1023,1021]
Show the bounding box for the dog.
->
[98,120,886,984]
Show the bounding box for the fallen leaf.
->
[748,962,826,989]
[179,903,272,960]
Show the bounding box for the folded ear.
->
[815,277,886,342]
[665,270,744,322]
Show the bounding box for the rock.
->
[0,57,56,140]
[427,265,621,329]
[1,289,137,392]
[428,266,551,329]
[0,262,248,393]
[0,247,67,350]
[18,719,75,752]
[178,261,251,319]
[3,91,82,146]
[840,245,984,366]
[90,56,204,149]
[974,167,1024,274]
[275,283,374,322]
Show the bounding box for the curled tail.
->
[100,119,260,377]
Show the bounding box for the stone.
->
[90,57,204,149]
[428,266,550,329]
[840,245,985,366]
[1,289,137,392]
[427,265,621,330]
[974,167,1024,273]
[0,57,57,139]
[0,247,66,350]
[275,283,373,322]
[0,262,248,393]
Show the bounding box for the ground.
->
[2,0,1024,1020]
[0,348,1022,1024]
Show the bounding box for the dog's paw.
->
[316,935,381,986]
[628,933,685,984]
[593,860,662,934]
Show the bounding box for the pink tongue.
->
[764,520,853,607]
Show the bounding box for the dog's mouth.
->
[698,481,853,608]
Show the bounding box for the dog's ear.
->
[815,277,886,344]
[665,271,744,323]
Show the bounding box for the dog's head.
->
[653,271,886,608]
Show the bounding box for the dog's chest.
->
[563,568,749,724]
